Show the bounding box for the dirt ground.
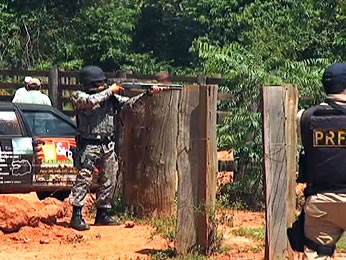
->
[0,193,345,260]
[0,193,264,260]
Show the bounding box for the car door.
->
[19,106,78,189]
[0,106,34,192]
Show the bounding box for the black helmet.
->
[80,65,106,85]
[322,63,346,94]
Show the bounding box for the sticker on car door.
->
[0,137,34,185]
[33,137,78,186]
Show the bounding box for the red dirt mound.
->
[0,195,67,233]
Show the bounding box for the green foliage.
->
[335,0,346,52]
[1,0,142,70]
[71,0,140,70]
[132,0,208,67]
[232,227,265,243]
[0,3,21,67]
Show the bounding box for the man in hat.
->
[12,78,52,106]
[12,76,32,103]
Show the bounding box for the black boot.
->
[94,208,120,225]
[70,206,90,231]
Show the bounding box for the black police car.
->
[0,102,78,201]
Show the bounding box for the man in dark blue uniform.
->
[297,63,346,259]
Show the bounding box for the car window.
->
[22,111,75,137]
[0,111,22,136]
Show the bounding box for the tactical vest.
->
[301,104,346,192]
[76,97,118,140]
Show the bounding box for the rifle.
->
[107,79,183,92]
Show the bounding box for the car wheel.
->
[36,191,70,202]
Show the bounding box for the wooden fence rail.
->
[0,68,230,121]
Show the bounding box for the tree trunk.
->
[121,91,179,217]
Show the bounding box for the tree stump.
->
[121,91,179,217]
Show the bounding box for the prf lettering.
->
[314,129,346,147]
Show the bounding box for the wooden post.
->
[176,81,218,255]
[262,85,298,260]
[113,70,127,198]
[48,67,59,108]
[116,70,127,79]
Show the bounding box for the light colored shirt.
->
[13,90,52,106]
[12,87,28,103]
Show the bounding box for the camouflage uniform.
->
[69,87,145,209]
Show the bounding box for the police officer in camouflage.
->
[297,63,346,259]
[69,65,162,231]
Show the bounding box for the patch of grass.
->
[114,199,229,258]
[232,227,265,242]
[152,249,176,259]
[173,256,208,260]
[217,244,230,255]
[111,197,129,214]
[337,233,346,252]
[109,197,138,223]
[155,255,207,260]
[140,215,177,241]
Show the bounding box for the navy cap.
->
[322,63,346,94]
